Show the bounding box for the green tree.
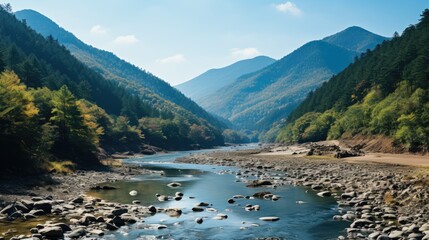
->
[0,71,44,174]
[50,85,98,164]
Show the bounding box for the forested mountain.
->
[199,27,387,138]
[277,10,429,152]
[0,6,223,174]
[176,56,275,102]
[15,9,225,130]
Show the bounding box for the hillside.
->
[15,9,225,130]
[0,7,224,174]
[277,9,429,152]
[199,27,387,136]
[176,56,275,102]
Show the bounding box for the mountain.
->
[176,56,275,102]
[15,9,225,130]
[0,6,224,171]
[277,9,429,152]
[198,26,388,137]
[322,26,388,53]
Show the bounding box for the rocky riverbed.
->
[0,164,162,239]
[176,149,429,240]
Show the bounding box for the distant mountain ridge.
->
[15,9,225,130]
[197,26,388,138]
[176,56,275,101]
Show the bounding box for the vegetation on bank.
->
[277,9,429,152]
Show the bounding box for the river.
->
[88,145,349,240]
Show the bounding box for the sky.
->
[6,0,429,85]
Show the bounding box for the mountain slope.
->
[277,9,429,152]
[323,26,388,53]
[176,56,275,102]
[15,9,224,130]
[199,26,387,135]
[0,8,223,154]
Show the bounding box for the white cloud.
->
[114,35,139,45]
[90,25,108,35]
[275,1,302,16]
[157,54,186,64]
[231,47,260,59]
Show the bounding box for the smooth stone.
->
[175,192,184,197]
[195,218,203,224]
[68,228,87,238]
[50,223,71,232]
[148,205,157,213]
[38,226,63,238]
[33,200,52,213]
[317,191,332,197]
[89,229,104,236]
[259,217,280,222]
[157,195,169,201]
[196,202,210,207]
[129,190,138,196]
[121,214,137,223]
[351,219,373,228]
[167,182,181,187]
[105,223,119,230]
[112,208,128,216]
[71,196,84,204]
[368,231,381,240]
[192,207,204,212]
[132,200,141,204]
[388,230,403,239]
[227,199,235,204]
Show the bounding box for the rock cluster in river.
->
[177,150,429,240]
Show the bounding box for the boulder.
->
[0,204,17,215]
[38,226,63,238]
[71,196,84,204]
[195,217,203,224]
[317,191,332,197]
[247,180,272,187]
[112,208,128,216]
[50,223,71,232]
[350,219,372,228]
[259,216,280,222]
[253,192,271,198]
[148,205,157,213]
[167,182,181,187]
[192,207,204,212]
[68,228,86,239]
[33,200,52,213]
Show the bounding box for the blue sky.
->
[6,0,429,85]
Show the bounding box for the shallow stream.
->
[88,146,348,240]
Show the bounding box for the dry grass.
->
[47,160,75,174]
[100,158,123,167]
[384,191,395,205]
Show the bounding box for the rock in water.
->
[259,217,280,222]
[317,191,332,197]
[129,190,138,196]
[195,218,203,224]
[167,182,182,187]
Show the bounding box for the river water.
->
[88,145,348,240]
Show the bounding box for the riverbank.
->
[0,161,164,239]
[176,147,429,239]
